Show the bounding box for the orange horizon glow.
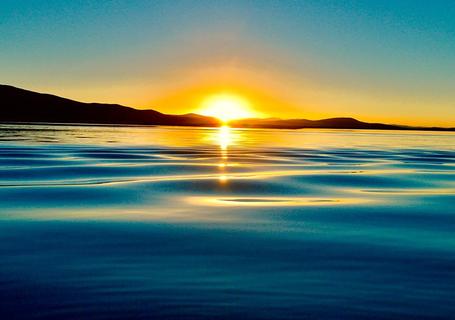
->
[20,70,455,128]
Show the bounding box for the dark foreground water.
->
[0,124,454,319]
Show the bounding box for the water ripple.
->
[0,125,454,319]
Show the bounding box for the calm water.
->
[1,124,454,319]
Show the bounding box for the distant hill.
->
[0,85,220,127]
[1,84,453,131]
[230,117,402,130]
[230,117,454,131]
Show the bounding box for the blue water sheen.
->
[0,124,454,319]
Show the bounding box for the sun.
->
[197,94,259,123]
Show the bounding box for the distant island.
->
[1,84,454,131]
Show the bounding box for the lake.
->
[0,124,454,319]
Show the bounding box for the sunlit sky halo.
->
[196,93,261,123]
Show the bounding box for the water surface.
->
[1,124,454,319]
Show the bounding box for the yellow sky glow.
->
[27,64,455,127]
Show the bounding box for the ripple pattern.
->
[0,125,454,319]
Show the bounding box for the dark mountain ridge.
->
[1,84,453,131]
[0,85,220,127]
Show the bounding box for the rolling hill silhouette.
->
[1,84,453,131]
[0,85,220,127]
[230,117,400,130]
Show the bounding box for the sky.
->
[1,0,454,126]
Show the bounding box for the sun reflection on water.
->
[218,125,231,152]
[215,125,236,183]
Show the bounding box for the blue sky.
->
[1,0,454,125]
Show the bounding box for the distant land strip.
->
[1,84,454,131]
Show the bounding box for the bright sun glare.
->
[197,94,258,123]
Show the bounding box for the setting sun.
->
[197,94,259,123]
